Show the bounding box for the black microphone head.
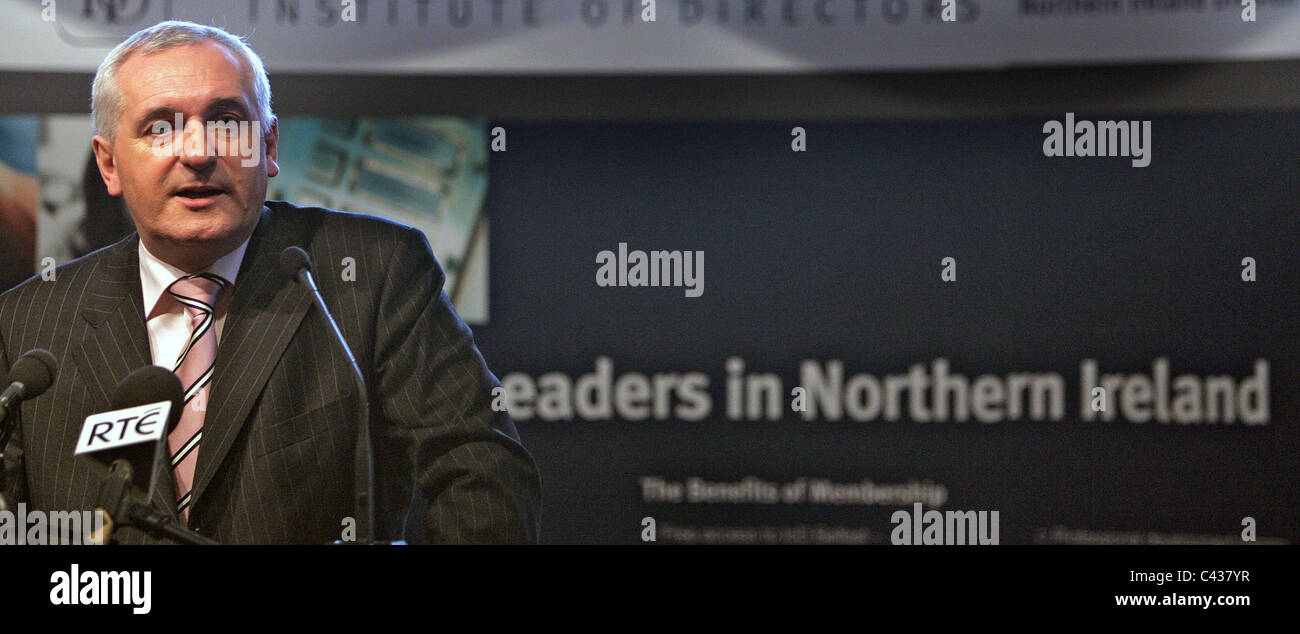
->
[8,349,58,399]
[280,246,314,280]
[111,365,185,433]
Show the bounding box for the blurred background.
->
[0,0,1296,544]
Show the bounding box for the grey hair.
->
[91,20,275,142]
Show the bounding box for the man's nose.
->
[178,120,216,170]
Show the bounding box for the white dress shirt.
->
[139,238,249,369]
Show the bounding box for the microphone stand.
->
[91,460,219,545]
[0,407,18,513]
[292,262,376,544]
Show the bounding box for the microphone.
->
[0,349,57,513]
[78,366,216,545]
[0,349,58,434]
[101,366,186,502]
[280,246,375,543]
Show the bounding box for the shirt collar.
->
[140,236,250,319]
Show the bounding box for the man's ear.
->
[264,118,279,177]
[90,135,123,196]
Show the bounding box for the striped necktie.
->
[165,272,228,524]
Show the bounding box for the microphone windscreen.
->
[279,246,314,280]
[7,349,58,399]
[111,365,185,433]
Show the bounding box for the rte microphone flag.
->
[76,366,184,496]
[75,401,172,457]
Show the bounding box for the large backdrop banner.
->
[468,112,1297,544]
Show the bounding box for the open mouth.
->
[176,187,224,199]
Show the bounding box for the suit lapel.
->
[71,235,152,405]
[189,207,312,507]
[68,235,179,517]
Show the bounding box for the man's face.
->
[92,40,278,265]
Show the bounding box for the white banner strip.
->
[0,0,1297,73]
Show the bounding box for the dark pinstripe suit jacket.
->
[0,201,541,544]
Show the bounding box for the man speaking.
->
[0,21,540,544]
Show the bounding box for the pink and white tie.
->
[165,272,227,524]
